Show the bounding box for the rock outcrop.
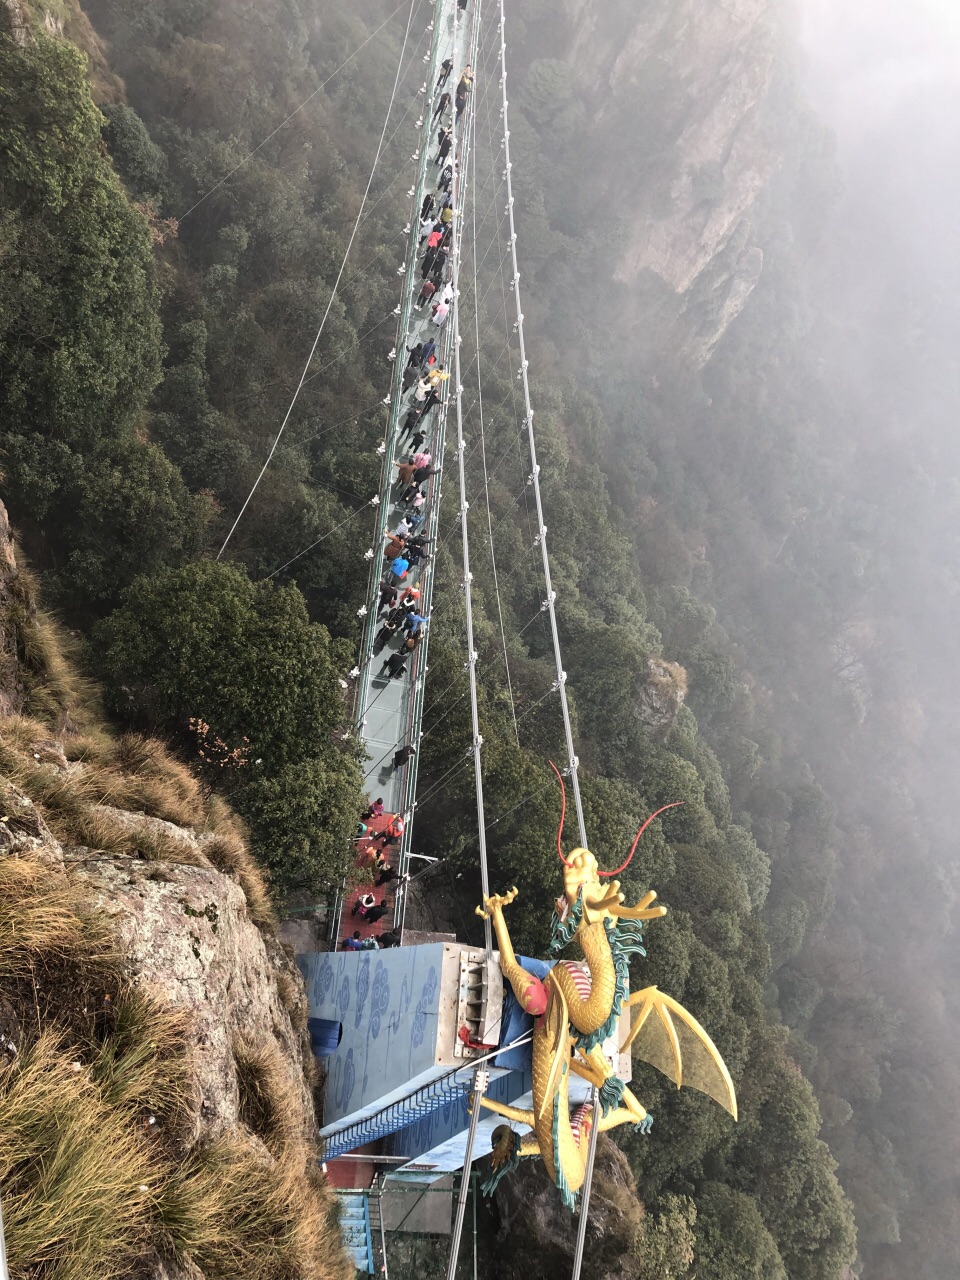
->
[557,0,780,361]
[489,1136,645,1280]
[635,657,688,738]
[0,501,29,717]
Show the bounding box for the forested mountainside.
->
[0,0,954,1278]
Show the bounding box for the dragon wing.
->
[621,986,737,1120]
[535,971,571,1120]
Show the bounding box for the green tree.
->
[93,560,363,893]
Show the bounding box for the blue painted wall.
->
[299,944,448,1127]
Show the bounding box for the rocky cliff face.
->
[0,501,350,1280]
[560,0,781,364]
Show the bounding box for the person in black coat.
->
[381,651,407,679]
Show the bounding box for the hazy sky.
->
[798,0,960,327]
[799,0,960,150]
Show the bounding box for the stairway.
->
[338,1190,374,1275]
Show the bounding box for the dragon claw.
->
[478,888,518,919]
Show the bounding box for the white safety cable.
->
[496,1,587,848]
[466,38,520,749]
[217,0,424,560]
[266,498,379,579]
[179,0,413,220]
[447,0,493,959]
[495,8,600,1267]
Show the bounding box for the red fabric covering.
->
[337,813,400,948]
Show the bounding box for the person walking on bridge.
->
[416,278,437,309]
[432,90,451,123]
[396,458,417,489]
[374,617,399,653]
[364,900,391,925]
[393,744,417,770]
[352,892,376,919]
[381,650,407,679]
[436,57,453,91]
[384,532,406,560]
[435,128,452,166]
[399,412,422,444]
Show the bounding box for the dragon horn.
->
[548,761,574,867]
[599,802,684,877]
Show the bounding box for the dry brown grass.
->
[0,1031,157,1280]
[156,1134,354,1280]
[0,847,349,1279]
[234,1034,305,1157]
[0,855,116,985]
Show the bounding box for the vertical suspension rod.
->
[449,0,493,956]
[496,0,588,848]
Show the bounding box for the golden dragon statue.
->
[473,765,737,1209]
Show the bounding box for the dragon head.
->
[549,762,679,925]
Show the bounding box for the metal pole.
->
[445,1067,487,1280]
[377,1176,390,1280]
[0,1192,9,1280]
[472,1171,478,1280]
[570,1085,601,1280]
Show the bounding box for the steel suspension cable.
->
[444,3,493,1278]
[466,29,519,750]
[493,7,599,1267]
[495,1,587,849]
[216,0,424,560]
[178,0,414,220]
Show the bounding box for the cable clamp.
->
[407,187,416,198]
[363,548,374,561]
[465,571,473,583]
[370,494,381,506]
[357,605,368,618]
[558,671,567,685]
[411,151,420,162]
[376,443,386,456]
[533,526,546,546]
[418,83,427,94]
[462,501,470,513]
[349,667,360,680]
[382,395,391,404]
[473,733,483,749]
[387,347,397,361]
